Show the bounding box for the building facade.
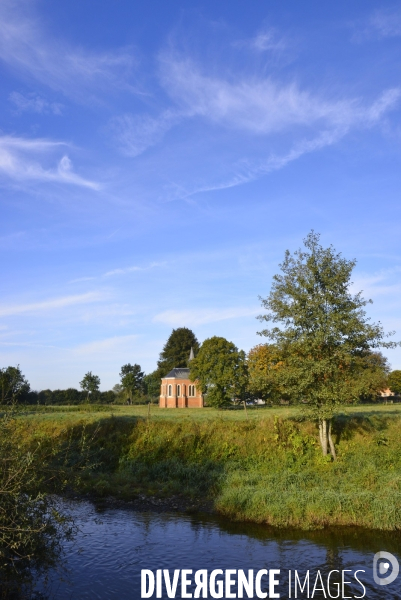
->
[159,367,203,408]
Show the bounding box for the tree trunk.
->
[319,420,324,450]
[319,418,337,459]
[319,418,328,455]
[327,419,337,460]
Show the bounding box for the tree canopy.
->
[157,327,199,376]
[79,372,100,400]
[258,231,397,457]
[143,370,161,401]
[189,336,248,407]
[0,366,30,404]
[119,363,144,403]
[388,370,401,396]
[247,344,284,402]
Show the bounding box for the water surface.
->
[37,500,401,599]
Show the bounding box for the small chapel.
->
[159,348,204,408]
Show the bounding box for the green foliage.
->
[143,370,161,401]
[258,231,397,420]
[189,336,248,407]
[0,365,30,403]
[356,352,390,401]
[157,327,199,376]
[120,363,144,403]
[17,388,115,405]
[79,371,101,401]
[388,370,401,395]
[247,344,284,401]
[0,406,76,595]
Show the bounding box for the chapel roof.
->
[163,368,190,379]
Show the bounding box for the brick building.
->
[159,349,204,408]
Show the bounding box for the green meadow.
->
[10,403,401,530]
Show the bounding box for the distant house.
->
[159,349,204,408]
[379,388,395,397]
[379,388,397,403]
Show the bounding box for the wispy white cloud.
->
[351,266,401,298]
[0,292,106,317]
[9,91,63,115]
[0,0,137,103]
[110,111,179,157]
[109,37,400,167]
[160,55,400,135]
[103,266,142,277]
[0,135,100,189]
[103,262,165,277]
[69,262,166,283]
[366,88,401,121]
[352,8,401,42]
[153,307,260,327]
[78,305,139,320]
[160,57,347,134]
[168,95,399,200]
[235,27,287,53]
[112,54,400,166]
[0,341,58,348]
[73,334,139,355]
[70,262,165,283]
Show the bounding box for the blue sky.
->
[1,0,401,390]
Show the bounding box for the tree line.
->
[0,327,200,405]
[0,367,159,405]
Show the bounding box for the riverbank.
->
[11,405,401,530]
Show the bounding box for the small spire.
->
[189,347,195,361]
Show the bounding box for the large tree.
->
[0,366,30,404]
[388,370,401,396]
[79,372,100,402]
[143,370,161,401]
[120,363,144,403]
[157,327,199,376]
[189,336,248,407]
[258,231,397,458]
[247,344,284,402]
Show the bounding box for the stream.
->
[34,499,401,599]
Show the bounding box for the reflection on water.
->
[36,500,401,599]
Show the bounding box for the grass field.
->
[8,402,401,530]
[16,401,401,424]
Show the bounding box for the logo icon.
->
[373,551,399,586]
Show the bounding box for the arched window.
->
[168,385,172,396]
[188,385,196,397]
[177,385,181,397]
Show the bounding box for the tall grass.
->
[13,410,401,530]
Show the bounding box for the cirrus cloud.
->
[0,135,100,189]
[0,292,106,317]
[153,306,260,327]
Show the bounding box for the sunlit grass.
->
[14,401,401,424]
[8,402,401,530]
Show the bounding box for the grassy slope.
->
[15,404,401,530]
